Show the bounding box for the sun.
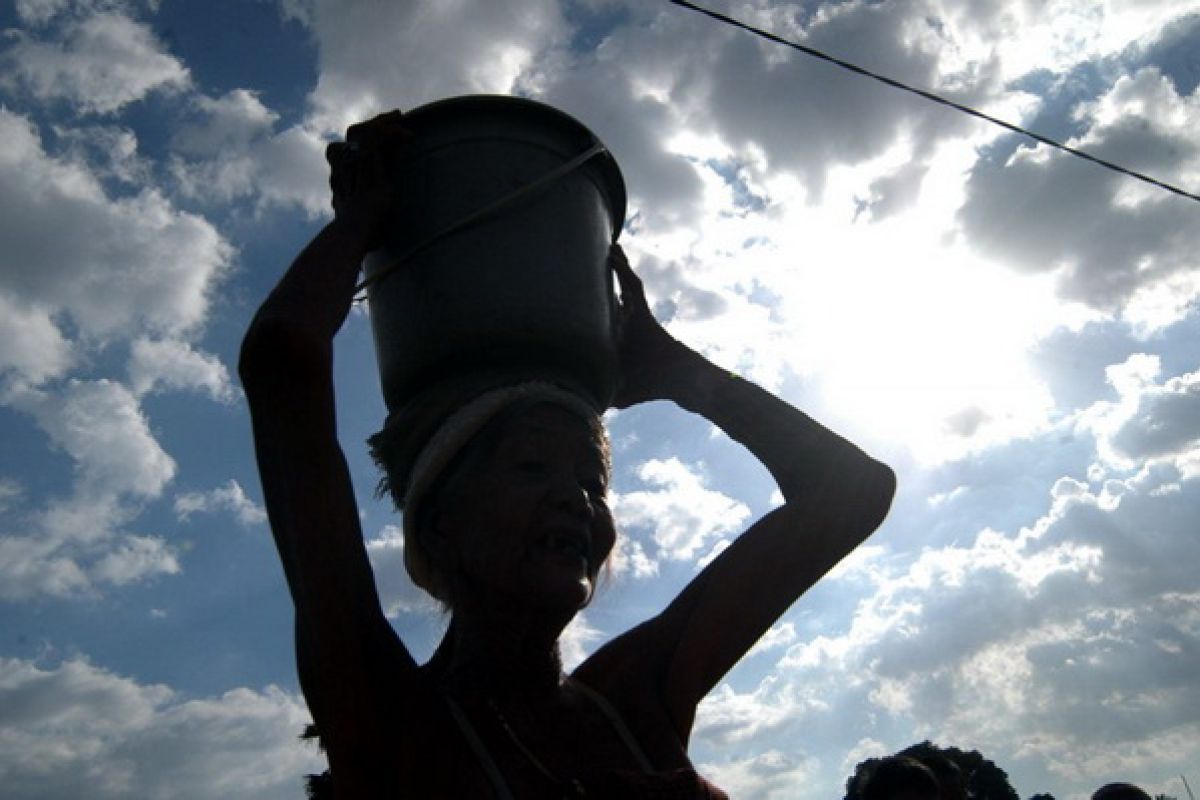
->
[741,169,1099,464]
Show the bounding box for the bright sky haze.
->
[1,1,1198,798]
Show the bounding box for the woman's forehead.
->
[497,404,606,455]
[503,403,594,436]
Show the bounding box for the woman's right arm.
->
[239,112,416,783]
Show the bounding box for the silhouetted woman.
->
[241,110,896,798]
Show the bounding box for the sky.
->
[0,0,1198,798]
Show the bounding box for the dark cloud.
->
[540,67,707,233]
[1033,465,1200,602]
[1135,12,1200,94]
[943,405,989,437]
[614,250,729,323]
[693,0,992,197]
[1022,596,1200,742]
[957,67,1200,313]
[862,160,930,221]
[871,567,1032,679]
[1028,322,1138,414]
[1109,372,1200,460]
[915,430,1097,542]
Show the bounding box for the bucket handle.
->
[354,141,610,297]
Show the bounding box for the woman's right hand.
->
[326,109,411,251]
[610,244,701,409]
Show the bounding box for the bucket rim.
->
[401,94,627,240]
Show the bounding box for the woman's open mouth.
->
[534,530,591,568]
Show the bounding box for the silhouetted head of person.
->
[1092,783,1153,800]
[910,751,966,800]
[861,756,941,800]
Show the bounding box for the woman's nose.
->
[550,475,593,519]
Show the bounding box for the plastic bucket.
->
[362,95,627,412]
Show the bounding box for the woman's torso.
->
[347,661,727,798]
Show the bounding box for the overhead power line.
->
[669,0,1200,205]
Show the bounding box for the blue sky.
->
[1,1,1198,798]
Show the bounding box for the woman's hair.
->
[368,382,611,606]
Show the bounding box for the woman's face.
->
[432,403,615,611]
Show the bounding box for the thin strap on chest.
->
[573,681,656,773]
[444,695,516,800]
[442,684,656,799]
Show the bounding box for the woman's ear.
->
[410,509,458,606]
[420,509,459,571]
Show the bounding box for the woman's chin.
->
[553,575,595,609]
[526,574,594,616]
[514,554,594,608]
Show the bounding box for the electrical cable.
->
[669,0,1200,205]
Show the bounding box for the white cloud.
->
[696,676,823,746]
[0,379,178,599]
[607,533,659,580]
[840,737,889,778]
[0,108,233,598]
[1,7,190,114]
[946,0,1198,80]
[51,122,150,185]
[699,748,817,800]
[169,90,330,216]
[0,656,321,800]
[89,533,180,586]
[614,457,750,561]
[0,108,232,341]
[128,337,236,403]
[168,1,572,218]
[173,89,278,156]
[724,419,1200,797]
[0,533,90,599]
[746,621,797,658]
[560,611,604,671]
[824,544,887,583]
[174,480,266,528]
[364,524,440,617]
[8,379,174,499]
[0,293,73,385]
[0,502,179,600]
[251,124,332,214]
[15,0,74,26]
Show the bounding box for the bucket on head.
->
[362,95,627,412]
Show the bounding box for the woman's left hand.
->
[610,244,698,409]
[326,109,411,251]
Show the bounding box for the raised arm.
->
[602,247,896,737]
[239,112,415,779]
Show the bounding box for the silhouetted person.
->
[242,109,895,798]
[1092,783,1153,800]
[907,749,967,800]
[860,756,941,800]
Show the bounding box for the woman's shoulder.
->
[573,614,671,682]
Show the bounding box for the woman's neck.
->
[433,599,574,699]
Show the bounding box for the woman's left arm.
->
[608,247,896,735]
